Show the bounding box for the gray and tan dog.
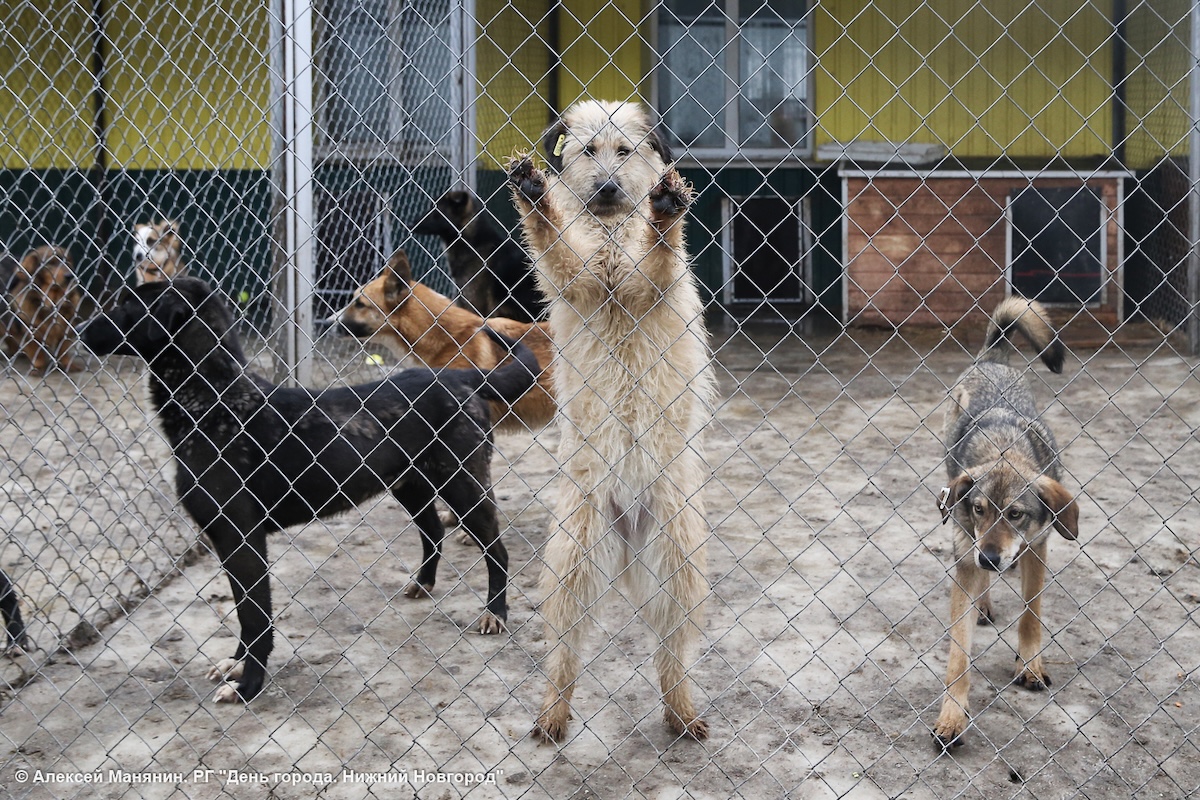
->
[933,297,1079,749]
[509,99,716,742]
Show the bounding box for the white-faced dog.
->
[509,100,716,741]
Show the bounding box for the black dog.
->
[414,189,545,322]
[0,567,29,650]
[81,277,539,702]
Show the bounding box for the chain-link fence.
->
[1,1,1199,797]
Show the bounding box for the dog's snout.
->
[597,180,620,199]
[977,546,1005,572]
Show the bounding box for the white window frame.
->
[652,0,814,167]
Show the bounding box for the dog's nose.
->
[977,547,1004,572]
[596,181,621,200]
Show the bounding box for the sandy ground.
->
[1,321,1198,800]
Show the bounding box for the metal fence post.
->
[1190,0,1200,354]
[274,0,316,386]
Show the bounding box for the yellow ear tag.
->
[553,134,566,157]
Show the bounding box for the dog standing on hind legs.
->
[933,297,1079,749]
[509,100,716,742]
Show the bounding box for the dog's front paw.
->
[477,611,507,635]
[206,657,244,683]
[212,682,243,703]
[508,155,547,204]
[403,581,434,600]
[1014,657,1052,691]
[649,169,694,224]
[932,711,969,751]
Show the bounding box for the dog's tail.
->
[453,327,542,405]
[979,297,1064,373]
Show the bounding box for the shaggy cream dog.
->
[509,99,716,742]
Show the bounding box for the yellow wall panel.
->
[1124,0,1190,168]
[474,0,553,169]
[0,2,97,169]
[814,0,1113,159]
[104,0,271,169]
[556,0,646,109]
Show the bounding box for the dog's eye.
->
[972,502,985,515]
[617,146,631,158]
[1006,509,1024,521]
[584,144,596,157]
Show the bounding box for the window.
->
[658,0,811,158]
[316,0,456,162]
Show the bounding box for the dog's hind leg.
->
[533,497,613,742]
[643,504,709,740]
[204,518,273,703]
[933,559,989,749]
[1014,540,1051,691]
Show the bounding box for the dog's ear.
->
[542,121,569,173]
[1036,476,1079,540]
[385,250,412,305]
[939,472,974,523]
[646,126,674,165]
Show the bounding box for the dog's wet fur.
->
[82,277,540,703]
[414,190,545,322]
[1,245,84,374]
[933,297,1079,749]
[510,100,716,742]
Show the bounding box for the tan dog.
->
[331,249,556,432]
[2,245,83,374]
[509,100,716,742]
[133,220,186,284]
[933,298,1079,749]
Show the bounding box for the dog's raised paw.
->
[508,157,546,203]
[649,170,694,222]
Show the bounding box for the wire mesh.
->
[1,1,1198,798]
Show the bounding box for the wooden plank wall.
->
[844,175,1123,328]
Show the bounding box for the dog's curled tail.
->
[981,296,1064,373]
[459,327,542,405]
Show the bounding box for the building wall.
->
[844,174,1124,328]
[813,0,1115,158]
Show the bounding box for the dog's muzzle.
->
[80,316,127,355]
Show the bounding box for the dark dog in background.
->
[933,297,1079,749]
[0,567,29,651]
[1,245,83,374]
[414,189,545,322]
[82,277,540,703]
[133,220,187,284]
